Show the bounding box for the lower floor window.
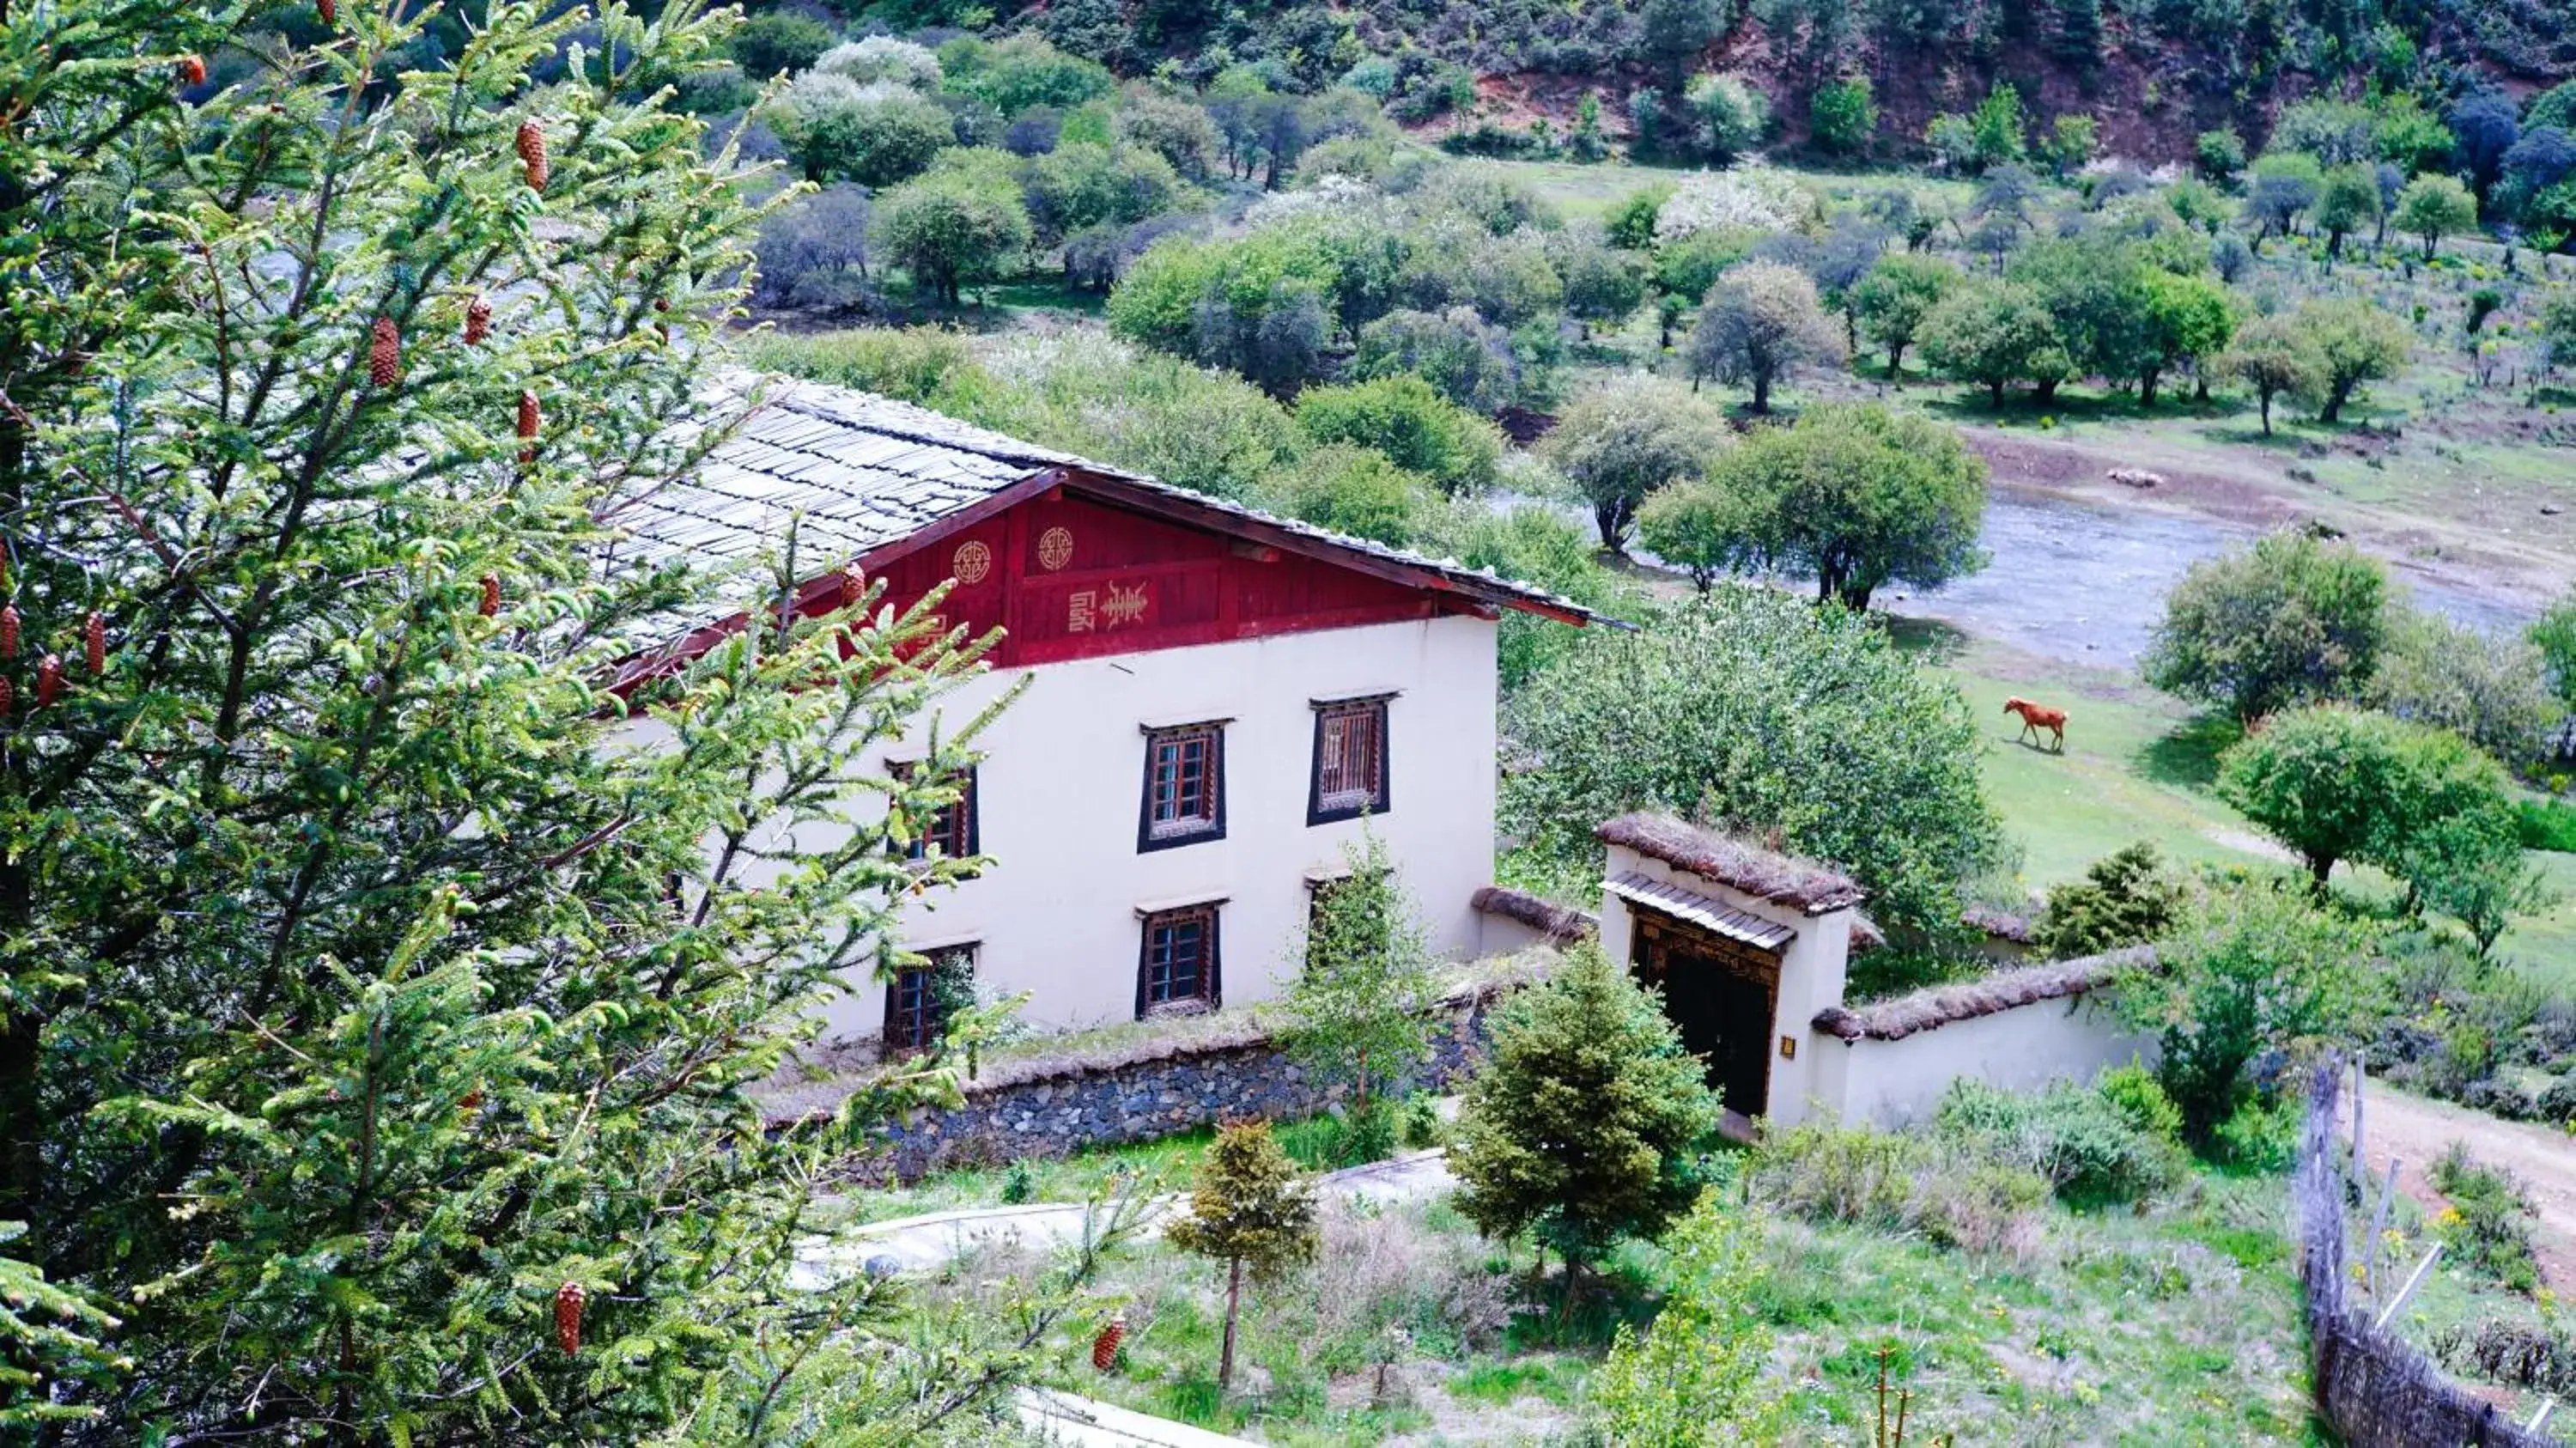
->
[885,945,975,1053]
[1137,904,1220,1017]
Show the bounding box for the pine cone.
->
[1091,1314,1126,1372]
[317,0,334,26]
[515,390,540,464]
[479,575,501,618]
[1,605,19,660]
[464,295,491,345]
[368,317,400,389]
[554,1281,586,1355]
[34,654,60,709]
[516,121,549,193]
[84,613,105,675]
[0,677,12,719]
[179,54,206,88]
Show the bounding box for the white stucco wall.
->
[633,614,1502,1041]
[1807,996,2160,1129]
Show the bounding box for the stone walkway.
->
[809,1149,1460,1448]
[817,1147,1457,1280]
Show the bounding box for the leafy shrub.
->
[2031,842,2183,958]
[1000,1159,1036,1204]
[2096,1062,2186,1147]
[2206,1093,2300,1174]
[1747,1116,1929,1231]
[747,326,985,407]
[1294,375,1504,496]
[2517,798,2576,853]
[772,74,955,187]
[1934,1079,2185,1208]
[1923,1160,2051,1255]
[1352,307,1528,412]
[1400,1092,1443,1150]
[731,11,834,81]
[814,36,940,88]
[2432,1142,2542,1293]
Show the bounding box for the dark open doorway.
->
[1628,910,1781,1118]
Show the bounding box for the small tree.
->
[2293,297,2411,423]
[2394,173,2479,259]
[1449,945,1720,1301]
[2368,608,2561,764]
[2114,882,2384,1141]
[1919,280,2067,406]
[1686,260,1844,412]
[1810,76,1878,155]
[1589,1195,1781,1442]
[2217,315,2317,435]
[1540,380,1735,550]
[1558,239,1650,338]
[1850,252,1961,379]
[2196,127,2248,183]
[2136,270,2237,406]
[2142,531,2392,721]
[2315,164,2383,259]
[1696,404,1988,611]
[2031,842,2185,958]
[1636,478,1739,592]
[2215,705,2509,891]
[2242,153,2322,248]
[2532,587,2576,715]
[1163,1122,1320,1391]
[1279,832,1442,1118]
[871,155,1036,306]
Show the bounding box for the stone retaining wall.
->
[849,985,1504,1183]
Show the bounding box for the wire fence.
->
[2295,1058,2553,1448]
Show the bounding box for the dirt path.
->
[2339,1081,2576,1288]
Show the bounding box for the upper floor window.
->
[1139,722,1225,851]
[895,762,979,863]
[1308,696,1390,824]
[1136,904,1219,1017]
[885,944,975,1054]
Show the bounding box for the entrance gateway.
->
[1614,875,1791,1117]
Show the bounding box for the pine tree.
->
[0,2,1127,1438]
[1449,944,1719,1302]
[1163,1121,1319,1391]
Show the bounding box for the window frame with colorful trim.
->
[1137,721,1226,852]
[1134,903,1222,1018]
[884,943,976,1055]
[1306,693,1392,826]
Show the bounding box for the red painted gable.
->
[868,487,1473,667]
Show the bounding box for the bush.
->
[1293,375,1504,496]
[870,154,1035,306]
[731,11,834,81]
[1933,1079,2185,1208]
[2142,530,2393,722]
[2032,843,2184,958]
[1923,1160,2051,1255]
[814,36,940,88]
[772,74,955,187]
[1276,446,1434,548]
[2432,1142,2542,1293]
[1809,76,1876,155]
[1351,307,1528,413]
[747,326,984,405]
[2097,1062,2187,1146]
[1399,1092,1443,1150]
[1746,1116,1927,1230]
[2518,798,2576,853]
[938,33,1114,118]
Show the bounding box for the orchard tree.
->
[1685,261,1844,412]
[1539,380,1734,550]
[1163,1122,1319,1391]
[1636,479,1738,592]
[0,2,1133,1439]
[1919,280,2069,406]
[2294,297,2411,423]
[1558,238,1649,338]
[2217,315,2316,434]
[1449,945,1718,1302]
[1692,404,1989,611]
[2142,531,2393,721]
[1294,374,1503,496]
[871,151,1036,306]
[2393,173,2479,259]
[2215,706,2510,891]
[1503,587,2002,944]
[1850,252,1961,380]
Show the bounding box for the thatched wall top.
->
[1811,947,2148,1042]
[1595,813,1865,915]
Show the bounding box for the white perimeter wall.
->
[633,614,1502,1042]
[1808,995,2160,1129]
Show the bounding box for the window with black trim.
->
[894,762,979,862]
[1139,723,1224,850]
[1308,697,1390,824]
[884,944,974,1054]
[1136,905,1220,1017]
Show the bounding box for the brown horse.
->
[2004,697,2068,753]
